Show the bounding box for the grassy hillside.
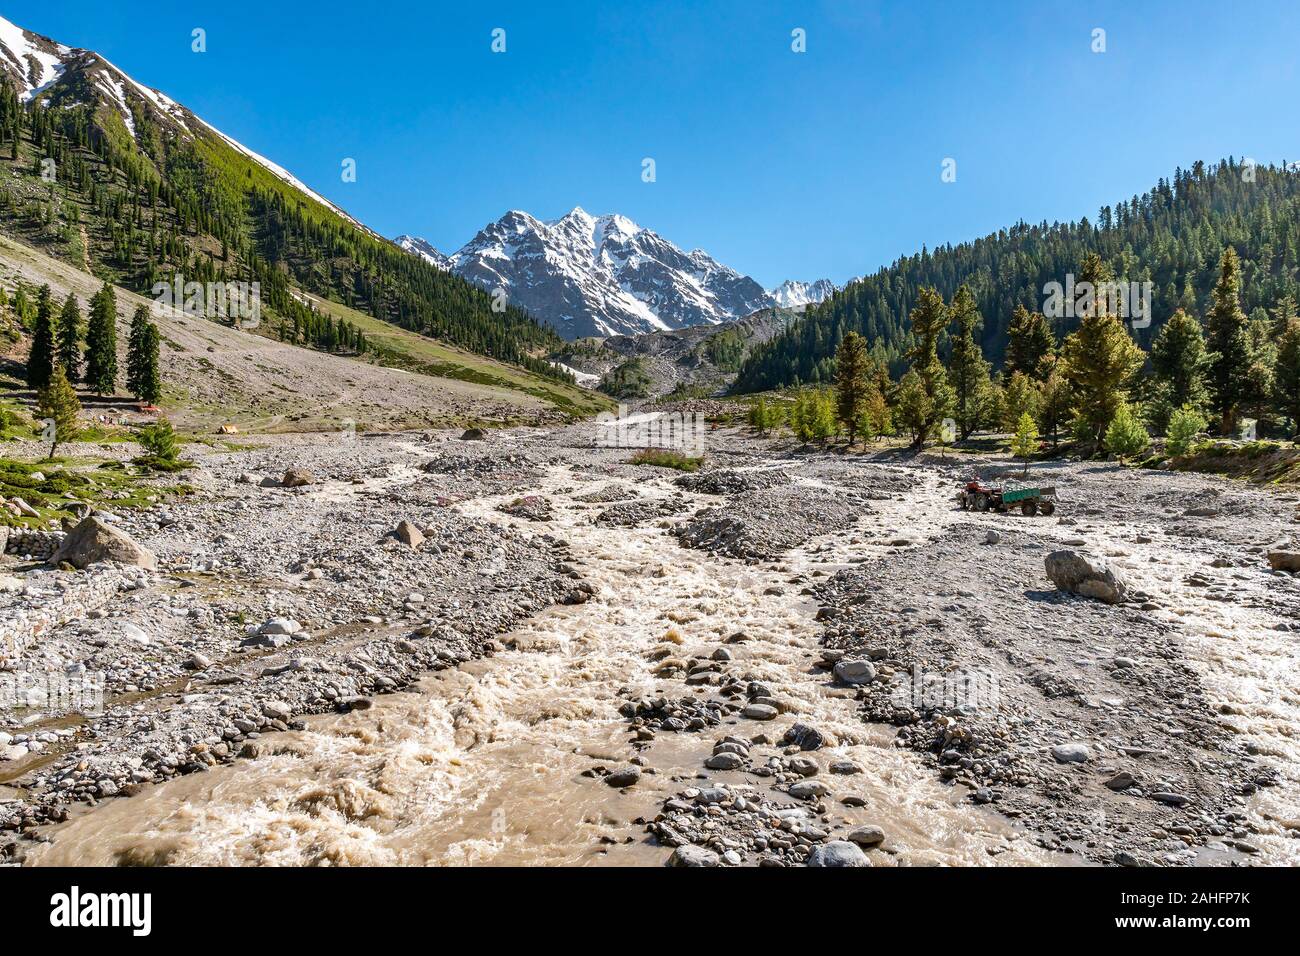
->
[0,44,574,390]
[0,234,600,432]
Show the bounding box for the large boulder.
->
[49,517,156,570]
[806,841,870,867]
[281,468,315,488]
[833,659,877,686]
[1267,551,1300,573]
[667,845,721,867]
[1045,550,1127,604]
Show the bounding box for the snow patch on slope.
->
[0,14,69,102]
[405,207,772,338]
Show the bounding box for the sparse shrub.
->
[1105,403,1150,461]
[630,448,703,472]
[134,418,190,471]
[1166,405,1209,457]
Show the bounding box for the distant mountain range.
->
[397,209,834,339]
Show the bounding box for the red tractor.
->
[958,477,1056,516]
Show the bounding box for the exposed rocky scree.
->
[1,426,1297,867]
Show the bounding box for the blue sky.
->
[9,1,1299,287]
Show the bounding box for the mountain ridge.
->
[0,13,570,387]
[395,207,833,339]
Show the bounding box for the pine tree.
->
[36,364,80,459]
[905,286,955,448]
[1270,295,1298,338]
[947,285,991,439]
[1104,403,1150,461]
[1004,305,1055,380]
[810,390,837,444]
[1166,405,1208,457]
[85,281,118,396]
[56,292,82,380]
[136,417,181,469]
[1061,255,1144,445]
[1010,412,1039,476]
[1149,309,1210,412]
[1244,313,1277,429]
[1274,320,1300,437]
[1037,366,1072,447]
[25,284,55,389]
[1204,247,1252,434]
[833,331,870,445]
[127,305,150,399]
[1001,371,1042,432]
[136,319,162,405]
[895,369,933,445]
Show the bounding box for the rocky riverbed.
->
[2,425,1298,866]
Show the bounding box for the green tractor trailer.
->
[958,479,1057,516]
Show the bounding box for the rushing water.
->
[30,462,1056,867]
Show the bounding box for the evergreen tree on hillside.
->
[136,320,162,405]
[947,285,992,440]
[1004,305,1055,380]
[1204,247,1253,434]
[904,286,955,448]
[25,284,55,390]
[1274,320,1300,437]
[1271,295,1298,337]
[126,305,149,398]
[126,305,162,405]
[833,331,870,445]
[1149,309,1210,413]
[36,364,80,459]
[85,281,118,396]
[735,160,1300,395]
[1244,313,1278,427]
[56,292,82,380]
[1060,255,1144,444]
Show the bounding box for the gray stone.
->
[1051,742,1092,764]
[667,845,721,867]
[806,841,870,867]
[786,756,818,777]
[846,825,885,847]
[605,766,642,787]
[1104,770,1139,790]
[742,703,779,721]
[704,752,745,771]
[833,659,877,686]
[1045,550,1128,604]
[48,517,156,571]
[788,780,830,800]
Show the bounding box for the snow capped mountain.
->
[398,207,775,339]
[0,13,367,232]
[395,235,451,271]
[769,278,836,308]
